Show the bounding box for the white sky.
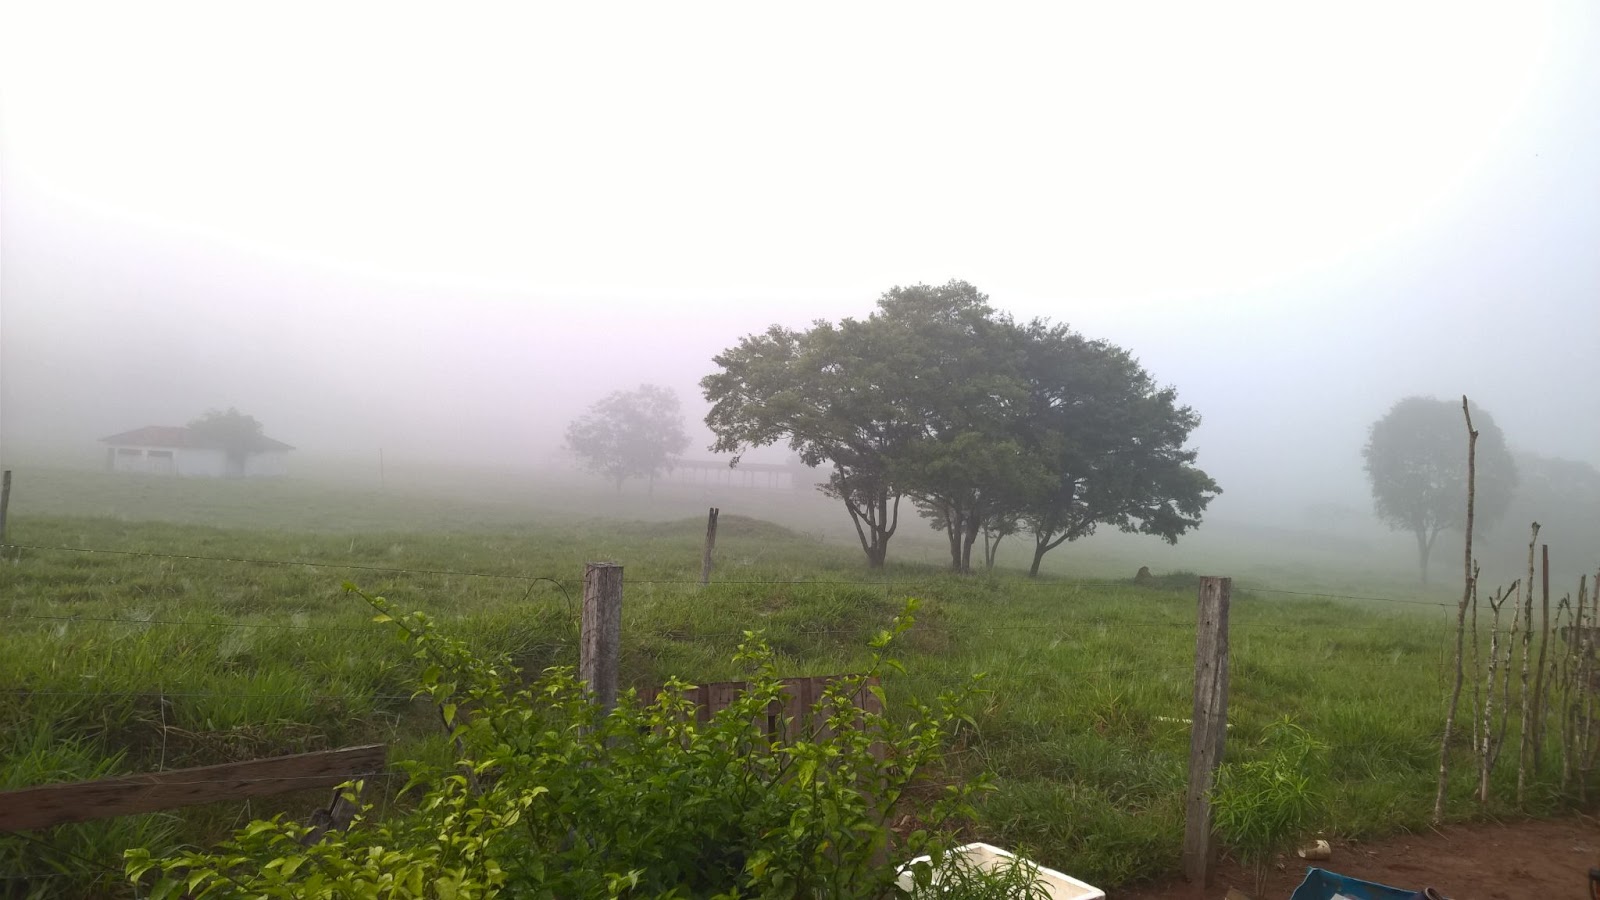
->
[2,0,1597,520]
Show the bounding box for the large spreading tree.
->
[702,281,1219,572]
[1362,396,1517,583]
[1013,320,1219,577]
[565,385,691,492]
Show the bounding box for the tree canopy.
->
[701,281,1219,572]
[1013,320,1218,576]
[565,385,691,491]
[1362,396,1517,583]
[187,407,267,464]
[1503,452,1600,574]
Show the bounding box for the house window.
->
[146,448,176,474]
[116,448,143,457]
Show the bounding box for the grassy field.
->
[0,464,1576,897]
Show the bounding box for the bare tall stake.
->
[1472,566,1484,755]
[700,507,720,586]
[581,563,624,714]
[1532,544,1552,765]
[1434,397,1476,824]
[1480,581,1516,803]
[1517,522,1540,806]
[1183,576,1232,888]
[0,469,11,548]
[1583,569,1600,797]
[1472,573,1497,797]
[1559,581,1582,791]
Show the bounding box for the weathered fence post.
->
[581,562,624,713]
[700,507,720,586]
[0,469,11,547]
[1183,575,1232,889]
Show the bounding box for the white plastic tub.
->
[896,842,1105,900]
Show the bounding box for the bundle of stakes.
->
[1435,396,1600,821]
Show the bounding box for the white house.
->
[100,426,294,478]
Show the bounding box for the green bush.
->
[901,848,1053,900]
[126,587,984,898]
[1210,716,1327,895]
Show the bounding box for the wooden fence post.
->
[581,562,624,714]
[1183,575,1232,888]
[701,507,720,586]
[0,469,11,547]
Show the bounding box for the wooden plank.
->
[707,680,745,719]
[0,744,387,833]
[1183,576,1232,887]
[776,678,807,742]
[580,562,624,714]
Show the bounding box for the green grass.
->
[0,464,1583,896]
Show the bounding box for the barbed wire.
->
[3,771,410,788]
[4,688,420,702]
[0,609,1449,639]
[1,541,1460,609]
[0,542,545,583]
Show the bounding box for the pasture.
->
[0,463,1560,896]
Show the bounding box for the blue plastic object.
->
[1289,867,1425,900]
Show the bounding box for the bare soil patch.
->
[1116,815,1600,899]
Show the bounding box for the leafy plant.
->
[902,846,1054,900]
[126,587,985,898]
[1210,717,1328,895]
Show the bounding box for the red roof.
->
[99,426,294,452]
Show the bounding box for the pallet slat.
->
[0,744,387,833]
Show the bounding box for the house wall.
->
[244,451,288,478]
[104,446,287,478]
[175,448,228,478]
[108,446,178,475]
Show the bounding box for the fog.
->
[3,2,1597,548]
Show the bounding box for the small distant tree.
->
[1505,453,1600,566]
[565,385,691,492]
[187,407,266,476]
[1363,396,1517,583]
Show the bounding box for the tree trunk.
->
[959,518,980,575]
[934,512,960,566]
[1029,546,1045,577]
[1416,529,1432,585]
[983,530,1004,572]
[841,485,897,569]
[866,543,886,569]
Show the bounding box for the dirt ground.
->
[1115,815,1600,899]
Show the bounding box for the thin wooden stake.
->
[1183,575,1231,888]
[700,507,720,586]
[1517,522,1540,806]
[1532,544,1552,766]
[1433,397,1476,824]
[1559,588,1577,792]
[0,469,11,548]
[1470,564,1482,772]
[581,562,624,714]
